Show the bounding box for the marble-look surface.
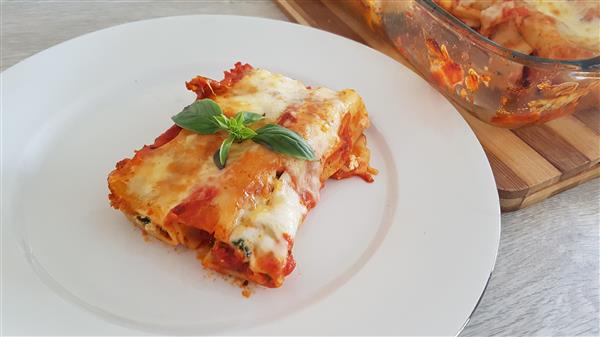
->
[2,1,598,335]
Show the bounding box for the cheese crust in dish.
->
[434,0,600,60]
[360,0,599,60]
[108,63,376,288]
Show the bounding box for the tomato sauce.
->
[165,186,219,232]
[211,242,248,273]
[186,62,253,99]
[426,39,464,90]
[282,233,296,276]
[277,108,298,126]
[149,124,182,149]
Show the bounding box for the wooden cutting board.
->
[276,0,600,212]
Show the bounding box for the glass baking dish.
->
[349,0,600,128]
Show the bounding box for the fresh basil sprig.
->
[172,99,224,134]
[253,124,317,162]
[172,99,316,168]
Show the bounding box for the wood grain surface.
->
[1,1,598,336]
[276,0,600,212]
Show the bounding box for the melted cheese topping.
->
[118,70,358,225]
[303,88,346,157]
[229,173,306,270]
[123,131,222,221]
[525,0,600,51]
[118,69,310,222]
[251,174,306,237]
[215,69,309,119]
[434,0,599,58]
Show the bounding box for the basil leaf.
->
[218,136,234,168]
[227,113,257,141]
[234,111,246,126]
[235,111,264,125]
[172,99,223,134]
[253,124,316,161]
[212,150,223,169]
[173,100,313,168]
[237,127,257,140]
[213,115,230,130]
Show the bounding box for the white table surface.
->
[2,1,598,336]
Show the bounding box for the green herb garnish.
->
[232,238,252,257]
[172,99,316,168]
[253,124,317,162]
[171,99,224,134]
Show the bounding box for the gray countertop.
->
[2,1,598,335]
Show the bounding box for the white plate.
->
[1,15,500,335]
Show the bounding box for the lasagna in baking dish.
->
[360,0,600,60]
[434,0,600,60]
[108,63,376,288]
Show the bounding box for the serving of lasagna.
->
[108,63,376,288]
